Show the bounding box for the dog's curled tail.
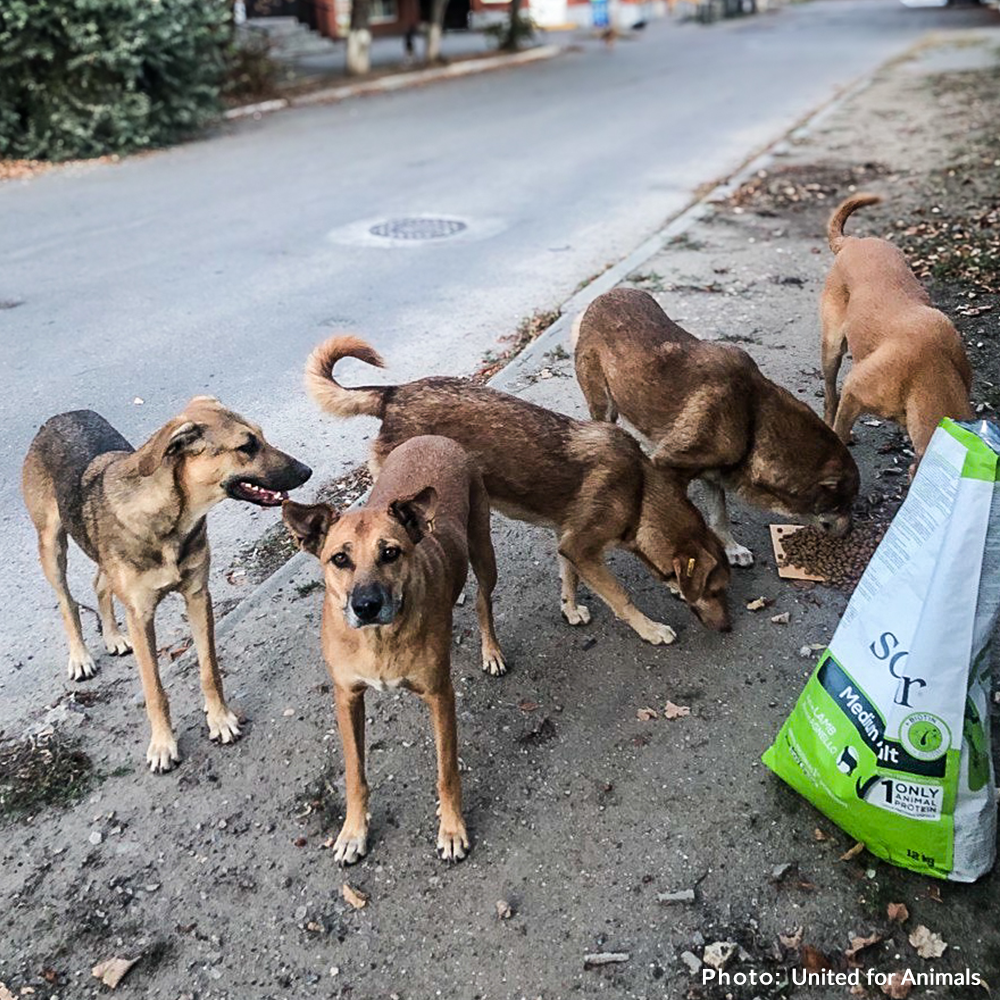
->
[827,193,882,254]
[305,335,387,418]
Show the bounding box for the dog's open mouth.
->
[227,480,289,507]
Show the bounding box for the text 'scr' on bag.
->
[763,419,1000,881]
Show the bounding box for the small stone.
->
[657,889,696,904]
[294,905,308,921]
[703,941,737,971]
[771,862,794,881]
[282,708,295,717]
[88,831,103,846]
[495,899,513,919]
[680,951,703,974]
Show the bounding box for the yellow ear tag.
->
[686,557,696,577]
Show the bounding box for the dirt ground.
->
[3,30,1000,1000]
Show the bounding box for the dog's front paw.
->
[634,619,677,646]
[481,646,507,677]
[333,823,369,866]
[67,650,97,681]
[103,632,132,656]
[206,705,242,744]
[724,542,754,568]
[436,818,469,863]
[146,734,180,773]
[561,602,591,626]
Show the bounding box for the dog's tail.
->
[304,335,388,418]
[827,193,882,254]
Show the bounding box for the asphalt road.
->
[1,0,995,724]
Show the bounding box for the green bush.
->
[0,0,231,162]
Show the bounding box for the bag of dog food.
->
[764,419,1000,881]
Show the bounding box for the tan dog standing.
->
[283,435,505,864]
[573,288,859,566]
[821,194,972,473]
[303,336,732,643]
[22,401,311,771]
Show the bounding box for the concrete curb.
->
[224,45,562,121]
[211,58,885,647]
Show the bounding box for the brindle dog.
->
[22,397,311,772]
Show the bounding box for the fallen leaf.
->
[887,902,909,924]
[518,699,539,713]
[924,884,943,903]
[636,707,658,721]
[663,701,691,720]
[801,945,832,973]
[746,596,772,611]
[880,971,912,998]
[840,841,865,861]
[91,957,139,989]
[779,926,803,950]
[342,883,368,910]
[909,924,947,959]
[846,932,883,964]
[813,827,829,841]
[770,612,791,625]
[0,983,15,1000]
[702,941,736,971]
[583,951,629,968]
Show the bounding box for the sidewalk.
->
[3,28,999,1000]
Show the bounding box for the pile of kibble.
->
[780,524,886,590]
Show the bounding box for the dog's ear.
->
[136,420,205,476]
[387,486,438,544]
[283,501,336,557]
[672,548,716,604]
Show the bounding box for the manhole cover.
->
[368,218,468,241]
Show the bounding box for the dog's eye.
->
[381,546,401,564]
[237,436,259,457]
[330,552,350,568]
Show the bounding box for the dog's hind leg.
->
[575,350,618,422]
[558,555,591,626]
[422,676,469,862]
[701,475,753,568]
[467,476,506,676]
[333,684,370,865]
[94,570,131,655]
[35,505,96,681]
[831,369,867,446]
[181,572,241,745]
[559,536,676,645]
[820,299,849,427]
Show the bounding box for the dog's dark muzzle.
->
[225,453,312,508]
[347,583,396,627]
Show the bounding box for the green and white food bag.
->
[764,419,1000,881]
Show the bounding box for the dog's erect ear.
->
[672,548,716,604]
[387,486,438,544]
[282,501,336,557]
[136,420,205,476]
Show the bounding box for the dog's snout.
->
[350,585,384,625]
[818,512,851,538]
[290,458,312,487]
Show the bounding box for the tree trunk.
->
[346,0,372,76]
[502,0,523,52]
[425,0,450,63]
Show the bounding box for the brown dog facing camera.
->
[573,288,859,567]
[821,194,972,474]
[283,435,506,864]
[303,336,732,642]
[22,399,312,772]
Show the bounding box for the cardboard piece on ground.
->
[770,524,826,582]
